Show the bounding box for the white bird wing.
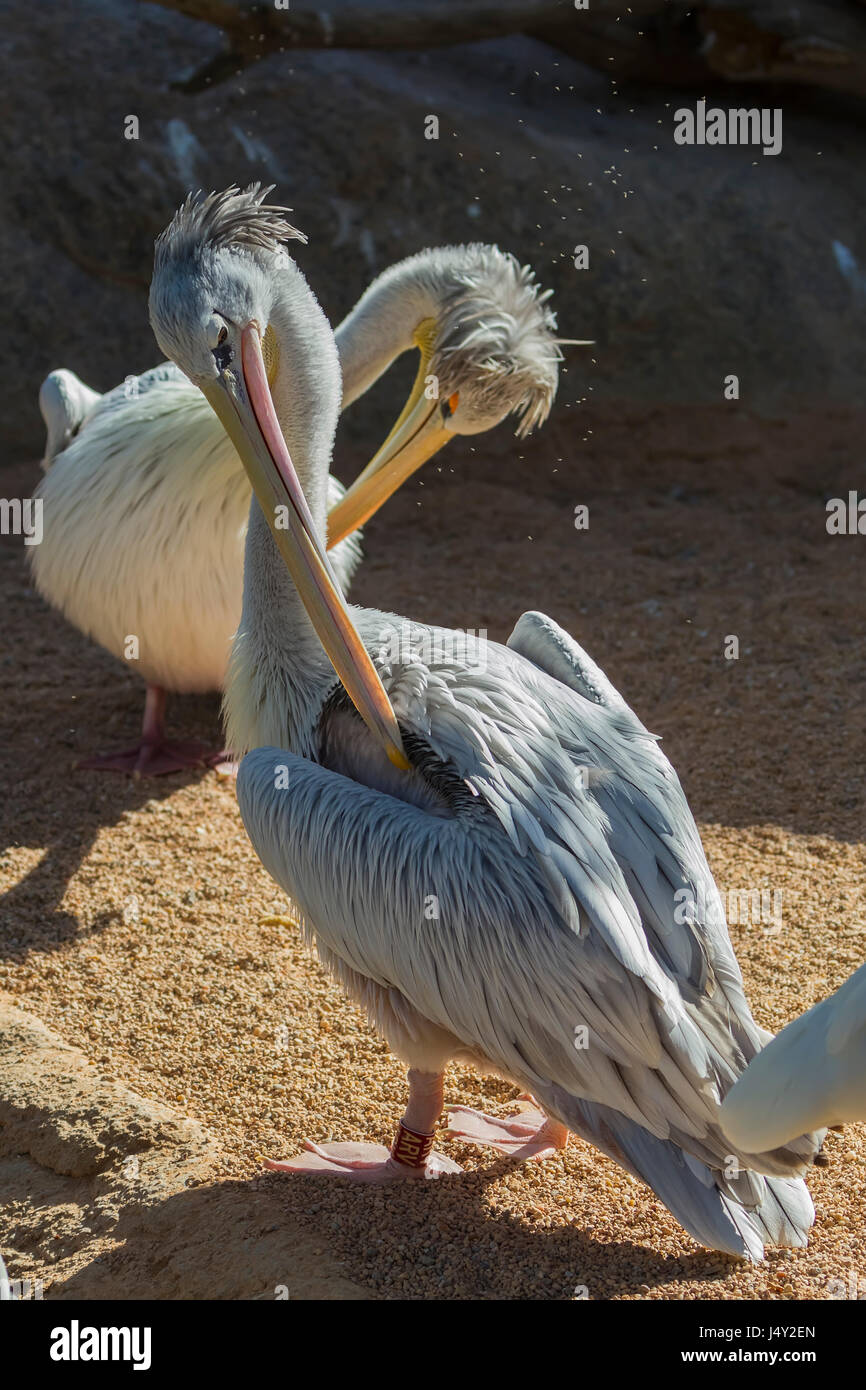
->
[238,610,789,1164]
[505,610,754,1021]
[82,364,357,548]
[34,363,361,608]
[238,608,820,1258]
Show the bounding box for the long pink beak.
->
[202,325,409,771]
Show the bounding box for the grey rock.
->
[1,0,863,461]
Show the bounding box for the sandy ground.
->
[1,399,864,1300]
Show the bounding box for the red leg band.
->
[390,1121,435,1169]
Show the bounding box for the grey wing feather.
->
[238,612,814,1147]
[508,609,638,716]
[236,608,819,1260]
[238,728,815,1261]
[508,610,754,1020]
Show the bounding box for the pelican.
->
[721,962,866,1152]
[33,185,569,775]
[149,188,821,1262]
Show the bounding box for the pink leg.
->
[262,1069,462,1182]
[445,1093,569,1161]
[78,684,211,777]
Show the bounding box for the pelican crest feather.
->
[154,183,307,271]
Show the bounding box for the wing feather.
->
[237,606,801,1171]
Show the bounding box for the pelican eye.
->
[442,390,460,420]
[207,315,233,371]
[213,337,234,372]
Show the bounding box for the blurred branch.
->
[142,0,589,90]
[534,2,866,95]
[531,8,712,87]
[141,0,866,99]
[144,0,595,59]
[699,1,866,94]
[142,0,671,45]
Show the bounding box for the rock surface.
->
[0,999,369,1299]
[1,0,864,459]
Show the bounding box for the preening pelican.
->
[721,962,866,1152]
[149,188,820,1262]
[32,185,568,775]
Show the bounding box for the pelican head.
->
[149,183,305,390]
[327,243,588,545]
[149,183,409,771]
[428,246,565,437]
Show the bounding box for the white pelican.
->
[149,188,821,1262]
[721,962,866,1152]
[33,184,569,774]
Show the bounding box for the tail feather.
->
[544,1089,815,1261]
[726,1173,815,1255]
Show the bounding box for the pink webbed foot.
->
[77,684,215,777]
[445,1094,569,1161]
[78,738,211,777]
[262,1139,462,1183]
[207,752,239,778]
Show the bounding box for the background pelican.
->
[721,962,866,1152]
[150,188,822,1263]
[32,186,570,775]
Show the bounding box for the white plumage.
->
[236,604,820,1260]
[34,364,330,695]
[32,217,565,773]
[721,962,866,1151]
[149,186,820,1261]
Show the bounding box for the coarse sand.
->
[1,400,864,1300]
